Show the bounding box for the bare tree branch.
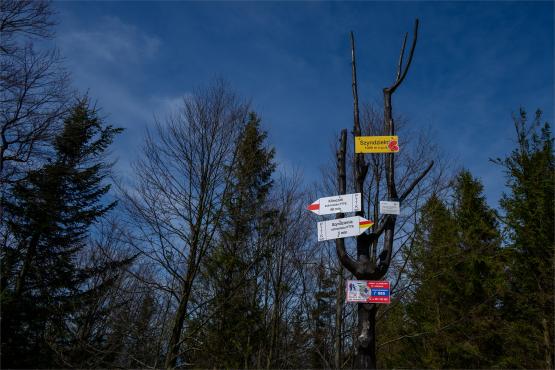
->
[386,19,419,94]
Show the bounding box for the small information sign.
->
[379,200,400,215]
[346,280,390,304]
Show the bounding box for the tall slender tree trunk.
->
[164,272,194,369]
[14,232,40,298]
[334,264,344,369]
[266,293,280,369]
[543,318,553,369]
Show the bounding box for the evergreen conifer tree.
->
[494,109,554,368]
[403,171,504,368]
[1,98,124,368]
[403,194,459,368]
[196,112,275,368]
[449,171,505,367]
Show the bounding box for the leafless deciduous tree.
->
[169,169,316,369]
[0,0,54,54]
[0,0,69,186]
[119,81,248,369]
[261,173,314,368]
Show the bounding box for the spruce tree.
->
[1,98,124,368]
[449,171,505,367]
[403,194,460,368]
[494,109,554,368]
[403,171,504,368]
[196,112,275,368]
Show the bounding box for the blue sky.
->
[52,1,553,207]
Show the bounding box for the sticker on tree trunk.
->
[379,200,400,215]
[307,193,361,215]
[346,280,390,303]
[355,136,399,153]
[317,216,373,242]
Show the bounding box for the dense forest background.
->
[1,1,553,369]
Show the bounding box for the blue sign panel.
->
[371,288,389,297]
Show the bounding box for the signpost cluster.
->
[307,137,402,304]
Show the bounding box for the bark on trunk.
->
[14,232,40,298]
[334,129,348,369]
[355,303,377,369]
[164,273,194,369]
[334,264,344,369]
[164,262,195,369]
[542,317,553,369]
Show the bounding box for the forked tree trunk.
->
[334,21,431,369]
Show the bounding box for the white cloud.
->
[59,15,160,65]
[149,95,188,118]
[54,13,190,181]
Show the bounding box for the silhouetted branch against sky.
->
[54,1,553,207]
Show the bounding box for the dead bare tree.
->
[335,20,434,368]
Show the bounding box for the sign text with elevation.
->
[355,136,399,153]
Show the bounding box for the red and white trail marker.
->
[307,193,361,216]
[317,216,373,242]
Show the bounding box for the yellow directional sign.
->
[355,136,399,153]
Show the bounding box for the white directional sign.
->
[317,216,373,242]
[379,200,400,215]
[307,193,361,215]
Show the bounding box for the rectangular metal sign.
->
[317,216,373,242]
[307,193,361,215]
[346,280,391,303]
[355,136,399,153]
[379,200,400,215]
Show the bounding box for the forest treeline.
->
[1,2,553,369]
